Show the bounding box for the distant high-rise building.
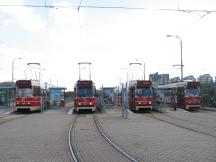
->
[170,77,180,83]
[149,72,169,86]
[197,74,213,83]
[183,75,196,82]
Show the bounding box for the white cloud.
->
[0,1,216,89]
[0,0,47,31]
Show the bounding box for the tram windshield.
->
[77,88,93,97]
[186,88,200,96]
[136,88,152,97]
[16,88,33,97]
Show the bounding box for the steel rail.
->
[68,115,80,162]
[93,114,140,162]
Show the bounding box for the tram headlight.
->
[78,103,82,106]
[89,102,92,105]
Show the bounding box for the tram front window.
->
[186,88,200,96]
[17,88,33,97]
[136,88,152,97]
[77,88,93,97]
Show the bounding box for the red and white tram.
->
[128,80,153,111]
[158,81,201,110]
[15,80,47,112]
[74,80,97,112]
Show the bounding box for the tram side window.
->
[33,86,40,96]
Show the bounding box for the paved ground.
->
[0,106,73,162]
[0,106,14,117]
[97,106,216,162]
[1,104,216,162]
[74,114,131,162]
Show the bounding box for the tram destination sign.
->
[16,80,32,88]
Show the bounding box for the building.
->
[48,87,66,106]
[197,74,213,83]
[170,77,181,83]
[183,75,196,82]
[149,72,169,86]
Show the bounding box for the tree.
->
[200,83,216,107]
[0,81,13,87]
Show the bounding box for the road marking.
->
[127,109,133,114]
[4,111,14,115]
[68,108,74,115]
[178,108,189,113]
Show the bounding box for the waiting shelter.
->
[48,87,66,107]
[0,87,15,107]
[102,87,115,106]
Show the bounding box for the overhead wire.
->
[178,9,216,35]
[1,1,216,53]
[0,3,215,13]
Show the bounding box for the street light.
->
[166,34,183,81]
[12,57,22,87]
[136,59,145,80]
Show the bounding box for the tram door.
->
[177,87,185,108]
[129,87,135,110]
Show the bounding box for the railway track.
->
[67,113,139,162]
[144,112,216,139]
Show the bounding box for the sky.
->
[0,0,216,91]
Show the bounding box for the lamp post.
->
[166,34,183,81]
[12,57,22,87]
[136,59,145,80]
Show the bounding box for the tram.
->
[157,81,201,110]
[128,80,153,111]
[74,80,97,112]
[15,80,48,112]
